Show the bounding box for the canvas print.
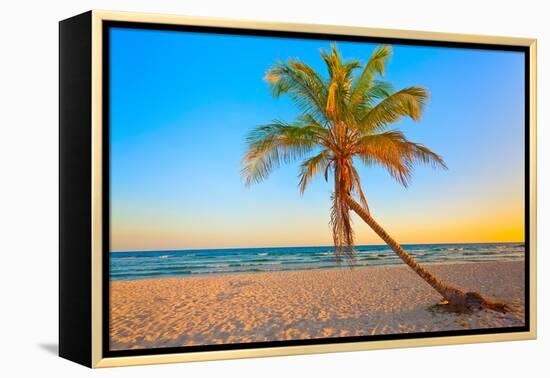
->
[107,26,527,352]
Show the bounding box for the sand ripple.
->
[109,261,525,350]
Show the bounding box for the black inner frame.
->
[102,20,531,358]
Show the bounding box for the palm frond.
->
[346,80,395,128]
[362,80,395,105]
[321,44,361,122]
[265,59,328,123]
[330,193,355,262]
[320,44,343,79]
[241,120,324,185]
[353,130,447,187]
[348,45,392,111]
[298,150,331,194]
[331,160,355,262]
[358,86,429,134]
[349,165,369,213]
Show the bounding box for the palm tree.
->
[242,44,510,312]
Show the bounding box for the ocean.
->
[110,242,525,281]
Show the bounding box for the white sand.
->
[110,261,525,350]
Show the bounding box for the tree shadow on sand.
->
[427,293,514,316]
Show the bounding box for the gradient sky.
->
[109,27,525,252]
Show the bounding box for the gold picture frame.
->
[59,9,537,368]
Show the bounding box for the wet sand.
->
[109,261,525,350]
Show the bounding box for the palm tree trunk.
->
[345,195,466,302]
[347,195,513,313]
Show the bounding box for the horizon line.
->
[110,240,525,253]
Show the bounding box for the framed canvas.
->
[59,10,537,368]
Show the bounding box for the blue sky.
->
[109,27,525,251]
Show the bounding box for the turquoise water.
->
[110,242,525,281]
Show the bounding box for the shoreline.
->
[110,260,525,350]
[110,258,525,282]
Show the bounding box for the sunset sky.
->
[109,27,525,252]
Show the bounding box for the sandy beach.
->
[109,261,525,350]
